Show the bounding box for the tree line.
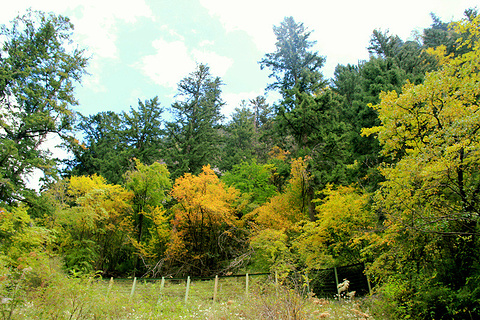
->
[1,8,480,319]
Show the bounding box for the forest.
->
[1,7,480,319]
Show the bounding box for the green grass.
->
[2,273,375,319]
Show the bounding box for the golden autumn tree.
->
[361,15,480,318]
[245,157,311,274]
[248,157,311,231]
[293,185,373,269]
[50,175,134,274]
[166,165,242,276]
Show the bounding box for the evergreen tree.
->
[69,111,127,183]
[68,97,164,184]
[220,103,256,172]
[246,96,276,163]
[165,64,224,179]
[260,16,327,147]
[260,17,355,220]
[333,20,447,189]
[122,97,165,165]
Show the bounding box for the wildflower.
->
[337,279,350,293]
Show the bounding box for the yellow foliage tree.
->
[293,185,373,269]
[362,15,480,294]
[0,206,54,266]
[53,175,134,274]
[166,165,242,276]
[248,157,311,231]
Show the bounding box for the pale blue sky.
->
[2,0,478,120]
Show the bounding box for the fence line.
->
[101,263,371,302]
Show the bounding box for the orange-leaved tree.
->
[166,165,243,276]
[248,157,311,231]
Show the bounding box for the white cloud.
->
[199,40,215,47]
[221,90,281,120]
[191,49,233,77]
[199,0,478,78]
[73,1,152,59]
[140,37,233,89]
[2,1,152,59]
[1,1,153,94]
[199,0,280,53]
[221,91,254,119]
[140,39,197,88]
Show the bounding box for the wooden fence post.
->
[156,277,165,305]
[334,267,340,296]
[213,275,219,303]
[364,262,372,295]
[130,277,137,299]
[185,276,191,304]
[106,277,114,297]
[245,273,249,297]
[275,271,278,296]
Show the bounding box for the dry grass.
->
[2,273,375,319]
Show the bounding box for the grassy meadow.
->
[1,270,376,319]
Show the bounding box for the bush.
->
[370,275,480,320]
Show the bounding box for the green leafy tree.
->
[249,228,295,277]
[0,10,88,205]
[362,15,480,319]
[165,64,224,179]
[124,160,171,275]
[69,97,164,184]
[222,159,277,215]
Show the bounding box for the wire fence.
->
[307,263,371,298]
[99,263,371,303]
[101,273,271,304]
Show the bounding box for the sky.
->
[2,0,478,121]
[2,0,477,190]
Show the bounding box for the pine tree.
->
[165,64,224,179]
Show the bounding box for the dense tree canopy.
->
[363,13,480,318]
[68,97,164,184]
[2,8,480,319]
[0,10,88,205]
